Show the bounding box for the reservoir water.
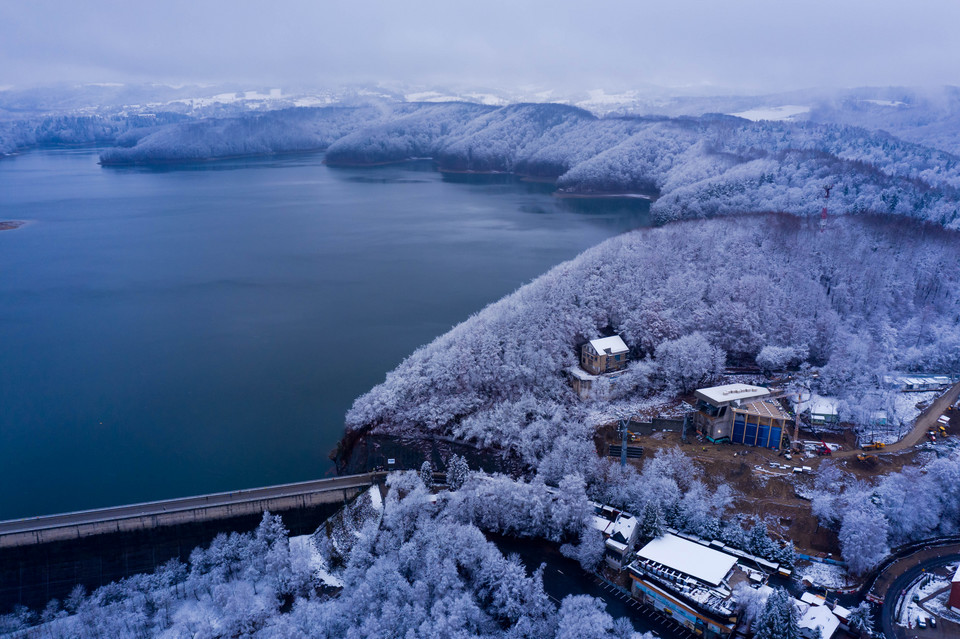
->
[0,148,650,519]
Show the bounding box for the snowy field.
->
[797,561,852,589]
[729,105,810,121]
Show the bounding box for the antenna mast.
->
[820,184,833,232]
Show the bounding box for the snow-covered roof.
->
[610,513,637,544]
[636,534,738,587]
[696,384,770,406]
[800,592,825,606]
[798,394,839,416]
[588,335,629,356]
[953,564,960,583]
[590,515,613,534]
[605,538,628,553]
[590,508,638,545]
[797,601,840,639]
[566,366,598,381]
[884,374,953,387]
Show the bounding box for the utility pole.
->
[820,184,833,233]
[618,413,631,468]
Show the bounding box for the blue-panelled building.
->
[693,384,791,450]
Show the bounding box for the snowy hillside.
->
[85,99,960,228]
[347,213,960,464]
[99,107,387,164]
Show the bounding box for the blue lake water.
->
[0,148,650,519]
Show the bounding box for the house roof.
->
[588,335,629,356]
[953,564,960,583]
[636,533,738,587]
[797,601,840,639]
[610,513,637,544]
[589,506,638,544]
[695,384,770,406]
[800,592,825,606]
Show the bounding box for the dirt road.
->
[832,380,960,458]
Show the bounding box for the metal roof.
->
[695,384,769,406]
[636,534,737,587]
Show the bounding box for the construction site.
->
[596,376,960,563]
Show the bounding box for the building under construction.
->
[693,383,791,449]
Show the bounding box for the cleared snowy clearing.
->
[729,105,811,121]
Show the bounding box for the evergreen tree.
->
[774,540,796,568]
[641,502,665,540]
[663,499,683,529]
[748,521,776,560]
[847,601,875,637]
[446,454,470,491]
[754,587,800,639]
[420,461,434,488]
[700,516,722,541]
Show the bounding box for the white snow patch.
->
[405,91,461,103]
[293,95,334,107]
[368,485,383,512]
[897,574,951,627]
[893,391,936,425]
[926,590,960,623]
[729,105,811,121]
[861,99,907,107]
[798,561,851,589]
[289,534,344,588]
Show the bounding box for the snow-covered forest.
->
[347,213,960,462]
[0,113,189,156]
[98,107,390,164]
[0,472,656,639]
[809,450,960,574]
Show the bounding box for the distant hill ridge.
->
[93,101,960,228]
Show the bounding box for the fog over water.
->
[2,0,959,92]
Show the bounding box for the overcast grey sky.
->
[2,0,958,92]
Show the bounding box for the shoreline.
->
[554,191,656,201]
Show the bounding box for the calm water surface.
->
[0,148,650,519]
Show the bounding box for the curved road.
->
[873,547,960,638]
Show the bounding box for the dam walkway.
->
[0,472,382,549]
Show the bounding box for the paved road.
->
[0,473,379,536]
[879,552,960,639]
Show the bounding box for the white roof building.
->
[799,592,825,606]
[695,384,770,408]
[635,533,738,587]
[588,335,629,356]
[589,503,639,545]
[798,394,839,418]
